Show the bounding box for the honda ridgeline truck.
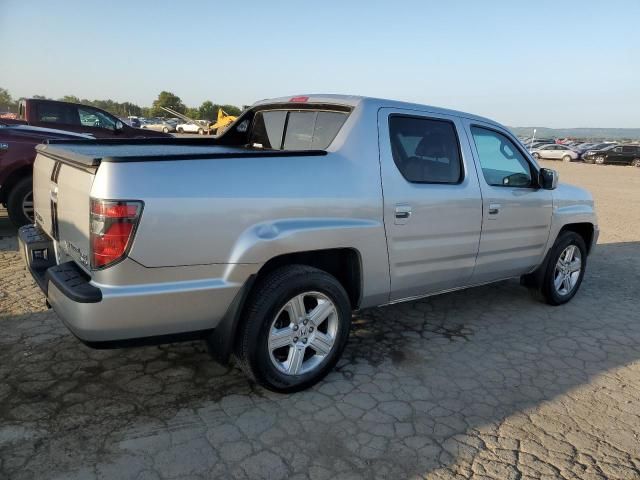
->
[19,95,598,392]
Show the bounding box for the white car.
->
[531,144,579,162]
[176,121,209,135]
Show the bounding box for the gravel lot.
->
[1,161,639,480]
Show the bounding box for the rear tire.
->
[6,176,34,227]
[198,128,204,135]
[595,156,605,165]
[177,127,184,133]
[162,127,169,133]
[632,158,640,167]
[533,231,587,306]
[235,265,352,393]
[532,152,540,160]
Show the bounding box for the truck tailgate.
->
[33,152,95,272]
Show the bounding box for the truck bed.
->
[37,138,326,167]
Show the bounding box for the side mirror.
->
[539,167,558,190]
[114,120,124,133]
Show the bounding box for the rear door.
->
[464,120,553,283]
[548,145,562,159]
[620,146,637,165]
[378,108,483,300]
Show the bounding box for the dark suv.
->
[583,145,640,166]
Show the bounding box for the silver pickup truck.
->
[19,94,598,392]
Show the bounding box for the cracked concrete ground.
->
[1,161,640,479]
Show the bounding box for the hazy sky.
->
[1,0,638,127]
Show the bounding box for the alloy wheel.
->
[267,291,339,376]
[553,245,582,296]
[22,191,34,222]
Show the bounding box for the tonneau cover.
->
[36,139,326,167]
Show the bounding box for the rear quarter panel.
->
[90,102,391,306]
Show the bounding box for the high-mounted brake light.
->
[289,96,309,103]
[90,199,143,269]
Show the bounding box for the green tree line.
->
[0,87,241,121]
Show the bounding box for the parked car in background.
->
[531,144,579,162]
[580,143,616,159]
[176,120,209,134]
[140,118,176,133]
[583,145,640,166]
[0,122,93,226]
[125,116,141,128]
[19,94,598,392]
[2,99,172,139]
[574,143,599,154]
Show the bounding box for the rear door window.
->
[249,110,348,150]
[388,116,463,184]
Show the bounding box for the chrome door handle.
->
[488,203,501,215]
[394,204,412,224]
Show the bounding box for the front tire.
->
[536,232,587,305]
[562,155,571,163]
[631,158,640,167]
[235,265,352,392]
[162,127,169,133]
[6,176,34,227]
[595,156,605,165]
[177,127,184,133]
[198,128,204,135]
[532,152,540,160]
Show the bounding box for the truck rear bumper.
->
[18,224,245,344]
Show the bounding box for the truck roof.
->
[253,94,501,127]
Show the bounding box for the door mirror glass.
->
[539,167,558,190]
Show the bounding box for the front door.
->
[378,108,483,301]
[464,121,553,283]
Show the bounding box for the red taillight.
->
[289,96,309,103]
[90,199,142,269]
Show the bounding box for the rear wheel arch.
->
[206,248,362,366]
[255,248,362,309]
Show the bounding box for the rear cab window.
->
[248,108,348,150]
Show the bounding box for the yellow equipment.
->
[210,108,237,135]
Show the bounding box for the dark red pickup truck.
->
[1,99,170,226]
[5,98,171,139]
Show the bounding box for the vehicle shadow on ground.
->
[1,221,640,478]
